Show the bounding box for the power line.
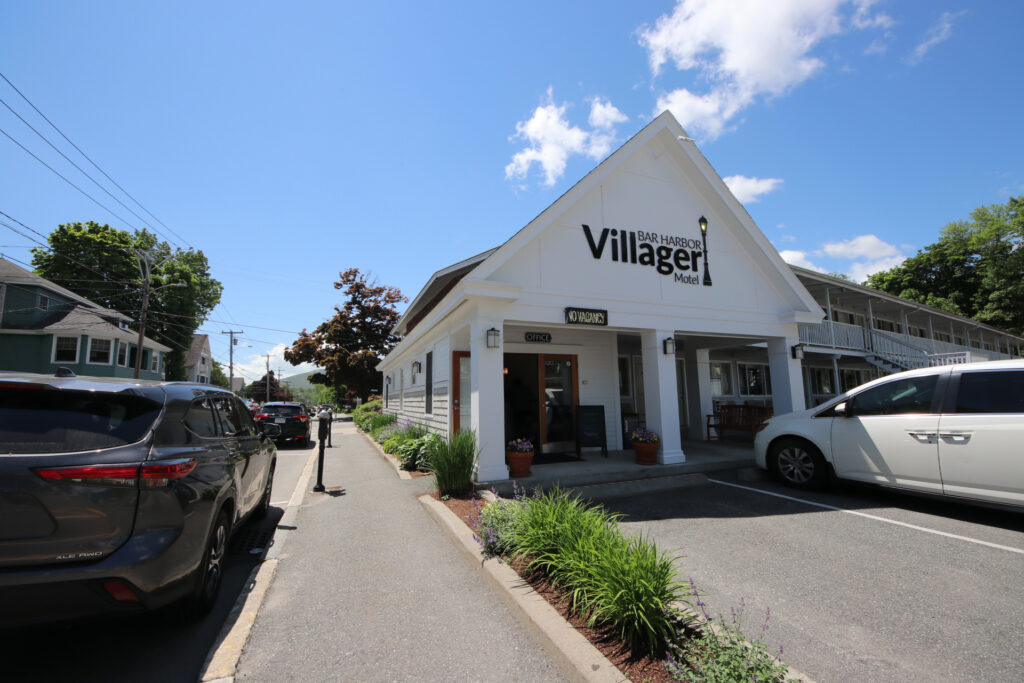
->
[0,70,192,249]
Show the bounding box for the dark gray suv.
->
[0,373,278,626]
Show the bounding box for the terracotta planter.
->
[632,441,658,466]
[507,450,534,477]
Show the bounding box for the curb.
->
[420,494,626,683]
[197,439,321,682]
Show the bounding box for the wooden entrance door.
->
[451,351,470,433]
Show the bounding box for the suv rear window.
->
[260,405,302,416]
[955,371,1024,413]
[0,387,162,454]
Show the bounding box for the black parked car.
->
[254,402,311,447]
[0,373,278,627]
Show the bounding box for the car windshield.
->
[261,405,302,416]
[0,386,163,454]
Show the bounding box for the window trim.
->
[737,362,772,397]
[150,350,159,373]
[86,337,114,365]
[116,341,128,367]
[51,335,80,364]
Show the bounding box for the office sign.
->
[524,332,552,343]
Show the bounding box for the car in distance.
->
[754,360,1024,508]
[0,373,278,627]
[254,401,311,447]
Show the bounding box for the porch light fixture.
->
[791,344,805,360]
[663,337,676,355]
[386,375,392,385]
[486,328,500,348]
[411,360,422,374]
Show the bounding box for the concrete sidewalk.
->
[232,421,576,682]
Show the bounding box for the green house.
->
[0,257,169,379]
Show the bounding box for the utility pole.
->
[263,354,272,403]
[132,247,182,379]
[221,330,243,391]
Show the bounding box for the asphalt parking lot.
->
[595,470,1024,682]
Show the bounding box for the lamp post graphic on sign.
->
[699,215,712,286]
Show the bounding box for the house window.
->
[738,363,771,396]
[88,338,112,364]
[53,336,79,363]
[116,342,127,366]
[710,362,733,396]
[150,351,159,372]
[425,351,433,414]
[38,295,49,311]
[809,368,834,395]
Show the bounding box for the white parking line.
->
[708,478,1024,556]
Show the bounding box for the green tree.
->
[31,221,223,379]
[245,372,291,402]
[284,268,406,400]
[866,197,1024,336]
[210,360,229,388]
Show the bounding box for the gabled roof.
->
[186,334,211,368]
[0,257,131,322]
[392,111,822,338]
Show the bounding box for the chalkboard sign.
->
[576,405,608,458]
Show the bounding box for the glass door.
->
[539,355,578,454]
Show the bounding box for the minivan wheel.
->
[769,438,828,490]
[180,510,229,621]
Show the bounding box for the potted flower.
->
[506,437,534,477]
[631,427,659,465]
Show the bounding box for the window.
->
[150,351,159,372]
[849,375,938,416]
[710,362,733,396]
[183,398,220,438]
[425,351,433,414]
[213,395,254,436]
[618,356,632,399]
[53,336,79,363]
[738,364,771,396]
[809,368,835,395]
[841,369,869,393]
[87,338,112,364]
[116,342,128,366]
[38,295,49,311]
[954,371,1024,414]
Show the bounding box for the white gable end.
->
[485,118,821,336]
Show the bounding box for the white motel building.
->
[377,112,1023,483]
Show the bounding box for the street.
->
[1,440,315,683]
[597,470,1024,682]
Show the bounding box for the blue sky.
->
[1,1,1021,383]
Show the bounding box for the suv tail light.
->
[255,413,269,420]
[34,459,196,488]
[295,414,307,421]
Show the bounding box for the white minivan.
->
[754,359,1024,507]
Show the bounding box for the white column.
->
[767,335,805,415]
[686,346,714,441]
[470,318,507,482]
[640,329,684,464]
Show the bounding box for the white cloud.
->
[638,0,891,140]
[906,11,966,65]
[723,174,783,203]
[779,249,826,272]
[846,255,905,283]
[820,234,901,260]
[505,90,628,187]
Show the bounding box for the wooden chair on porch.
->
[706,404,772,440]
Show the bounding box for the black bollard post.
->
[313,409,330,492]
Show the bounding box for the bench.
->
[706,404,772,440]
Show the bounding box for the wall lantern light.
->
[411,360,422,374]
[486,328,500,348]
[698,215,708,234]
[663,337,676,355]
[386,375,392,385]
[791,344,805,360]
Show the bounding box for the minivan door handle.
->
[938,431,972,443]
[907,431,937,443]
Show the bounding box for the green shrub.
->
[476,495,527,558]
[428,430,477,496]
[665,600,790,682]
[501,487,687,659]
